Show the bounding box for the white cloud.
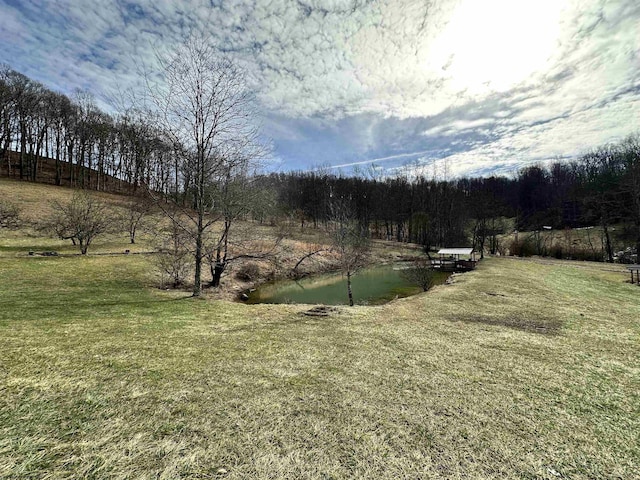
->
[0,0,638,176]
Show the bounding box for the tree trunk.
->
[68,141,74,186]
[193,219,203,297]
[55,131,61,186]
[347,271,354,307]
[211,262,225,288]
[602,223,614,263]
[19,122,26,180]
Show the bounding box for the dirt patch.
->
[450,314,562,335]
[302,305,340,317]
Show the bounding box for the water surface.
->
[247,264,449,305]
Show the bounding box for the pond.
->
[246,264,450,306]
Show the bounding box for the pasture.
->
[1,235,638,478]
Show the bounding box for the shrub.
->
[550,245,564,259]
[572,248,604,262]
[154,223,191,288]
[0,200,20,229]
[236,262,261,281]
[509,238,536,257]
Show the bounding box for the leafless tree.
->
[0,199,20,229]
[329,199,371,306]
[401,259,436,291]
[620,134,640,255]
[292,242,329,277]
[46,190,112,254]
[203,173,272,287]
[154,221,191,288]
[120,193,153,244]
[146,35,265,296]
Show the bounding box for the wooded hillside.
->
[2,65,639,261]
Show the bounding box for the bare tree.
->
[292,242,329,277]
[0,65,16,167]
[121,194,152,244]
[203,175,287,287]
[0,199,20,229]
[46,191,112,254]
[620,134,640,256]
[401,259,436,291]
[329,199,371,306]
[154,221,191,288]
[581,145,624,262]
[146,35,264,296]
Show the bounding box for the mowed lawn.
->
[0,253,638,479]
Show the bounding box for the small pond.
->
[246,264,450,306]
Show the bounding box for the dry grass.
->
[1,179,639,479]
[0,178,156,257]
[0,252,638,479]
[498,224,633,259]
[0,178,131,224]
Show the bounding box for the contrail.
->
[328,150,436,170]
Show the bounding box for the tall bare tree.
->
[147,35,264,296]
[329,199,371,306]
[620,134,640,256]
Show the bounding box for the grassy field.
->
[1,245,639,478]
[1,179,639,478]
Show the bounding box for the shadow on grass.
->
[450,314,562,335]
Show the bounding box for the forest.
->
[2,63,640,266]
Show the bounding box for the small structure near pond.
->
[433,248,478,272]
[628,265,640,285]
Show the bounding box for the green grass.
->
[1,249,638,479]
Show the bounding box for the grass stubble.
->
[0,182,639,479]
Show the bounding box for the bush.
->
[236,262,261,281]
[154,223,191,288]
[0,200,20,229]
[509,238,536,257]
[572,248,604,262]
[550,245,564,259]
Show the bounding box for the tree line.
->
[260,135,640,260]
[0,65,174,194]
[2,59,639,272]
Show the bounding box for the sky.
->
[1,0,639,178]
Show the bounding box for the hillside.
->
[1,151,133,194]
[0,177,134,223]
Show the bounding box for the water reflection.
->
[247,264,449,305]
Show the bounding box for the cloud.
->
[1,0,638,177]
